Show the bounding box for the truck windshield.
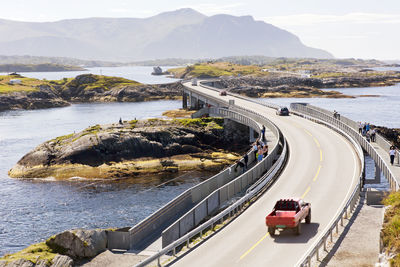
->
[274,201,299,211]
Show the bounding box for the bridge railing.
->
[124,107,269,251]
[161,107,282,247]
[291,103,399,191]
[134,129,287,267]
[289,103,398,267]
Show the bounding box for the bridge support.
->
[183,92,188,109]
[249,128,257,143]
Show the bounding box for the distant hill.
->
[0,9,332,61]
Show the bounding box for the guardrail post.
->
[173,247,176,256]
[330,229,333,242]
[341,215,344,226]
[186,239,190,248]
[323,237,327,251]
[157,256,161,267]
[316,247,320,261]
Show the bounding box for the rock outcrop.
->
[0,74,183,112]
[46,230,107,259]
[9,118,248,179]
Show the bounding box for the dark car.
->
[276,107,289,116]
[219,90,227,96]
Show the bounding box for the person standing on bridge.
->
[244,154,248,170]
[358,122,363,134]
[257,145,263,162]
[252,142,258,161]
[261,125,266,142]
[390,146,396,165]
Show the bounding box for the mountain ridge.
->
[0,8,332,61]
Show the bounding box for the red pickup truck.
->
[265,198,311,236]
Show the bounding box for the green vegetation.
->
[174,117,224,129]
[0,241,58,265]
[65,75,142,91]
[169,62,267,78]
[129,119,138,129]
[0,75,42,94]
[382,192,400,266]
[52,133,74,144]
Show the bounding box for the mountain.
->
[0,8,332,61]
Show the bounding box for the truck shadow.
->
[271,222,320,243]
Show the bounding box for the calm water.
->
[0,66,180,84]
[0,100,222,256]
[260,83,400,128]
[1,77,399,256]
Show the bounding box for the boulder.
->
[46,229,107,259]
[4,259,34,267]
[50,255,73,267]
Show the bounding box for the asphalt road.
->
[171,83,361,267]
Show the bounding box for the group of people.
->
[234,127,269,174]
[253,139,269,162]
[358,122,376,142]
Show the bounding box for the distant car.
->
[219,90,227,96]
[191,79,198,86]
[276,107,289,116]
[265,198,311,236]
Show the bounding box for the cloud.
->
[262,13,400,27]
[180,3,244,15]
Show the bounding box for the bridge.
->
[108,79,400,267]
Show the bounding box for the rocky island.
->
[0,73,182,111]
[9,117,248,180]
[169,59,400,98]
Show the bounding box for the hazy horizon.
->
[0,0,399,60]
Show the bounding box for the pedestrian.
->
[263,144,269,158]
[390,146,396,165]
[244,154,248,170]
[333,110,337,119]
[257,145,263,162]
[366,131,371,142]
[234,160,245,174]
[252,142,258,160]
[362,123,367,136]
[366,123,370,132]
[119,117,123,125]
[358,122,362,134]
[371,128,376,142]
[261,125,266,142]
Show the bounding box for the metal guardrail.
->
[291,103,399,192]
[126,107,265,250]
[161,107,282,247]
[290,103,400,267]
[134,131,287,267]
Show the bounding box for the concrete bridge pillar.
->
[249,128,257,143]
[182,92,188,109]
[374,163,381,183]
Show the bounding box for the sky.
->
[1,0,400,60]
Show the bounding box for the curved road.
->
[170,83,361,266]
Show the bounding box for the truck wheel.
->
[306,210,311,224]
[296,223,301,235]
[268,227,275,236]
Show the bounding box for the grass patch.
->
[0,242,58,265]
[382,191,400,265]
[51,133,74,144]
[168,62,266,78]
[174,117,224,129]
[65,75,142,91]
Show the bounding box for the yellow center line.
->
[304,129,313,137]
[301,186,311,199]
[240,232,270,260]
[313,137,320,148]
[313,165,322,182]
[320,150,323,162]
